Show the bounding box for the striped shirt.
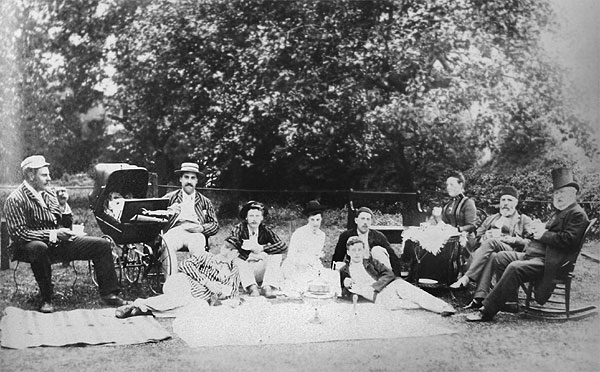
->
[163,189,218,236]
[178,251,240,300]
[225,221,287,261]
[3,182,63,248]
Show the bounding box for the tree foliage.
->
[1,0,597,195]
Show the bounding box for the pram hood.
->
[89,163,149,213]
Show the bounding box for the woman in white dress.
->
[281,200,340,296]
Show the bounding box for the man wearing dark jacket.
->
[467,168,590,322]
[331,207,401,276]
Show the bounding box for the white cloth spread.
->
[402,225,460,255]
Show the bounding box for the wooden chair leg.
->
[525,281,533,309]
[565,278,571,319]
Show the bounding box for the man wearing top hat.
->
[331,206,402,277]
[161,162,219,278]
[467,168,590,322]
[450,186,533,291]
[225,201,287,298]
[3,155,125,313]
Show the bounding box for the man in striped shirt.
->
[160,162,219,278]
[115,241,241,318]
[3,155,124,313]
[226,201,287,298]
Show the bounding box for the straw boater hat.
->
[239,201,268,220]
[551,167,580,192]
[302,200,326,216]
[21,155,50,171]
[174,162,202,175]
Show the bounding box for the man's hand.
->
[57,228,76,241]
[499,235,516,245]
[204,280,223,294]
[248,251,267,261]
[343,278,354,289]
[349,284,375,301]
[242,239,263,254]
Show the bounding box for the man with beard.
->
[331,207,401,277]
[4,155,124,312]
[161,162,219,278]
[467,168,590,322]
[451,186,533,309]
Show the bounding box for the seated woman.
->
[340,237,455,315]
[431,171,477,234]
[281,200,340,297]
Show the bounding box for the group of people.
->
[3,155,590,325]
[424,169,589,322]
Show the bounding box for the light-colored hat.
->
[175,162,201,175]
[21,155,49,171]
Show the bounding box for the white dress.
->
[281,224,340,296]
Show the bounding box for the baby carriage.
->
[88,163,172,294]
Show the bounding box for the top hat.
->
[302,200,326,216]
[21,155,50,171]
[499,186,519,200]
[175,162,202,175]
[551,167,580,192]
[239,201,268,220]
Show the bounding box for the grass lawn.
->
[1,206,599,371]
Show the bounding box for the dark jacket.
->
[532,202,589,304]
[339,257,395,298]
[225,221,288,261]
[332,228,401,277]
[441,194,477,233]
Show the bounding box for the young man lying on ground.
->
[340,237,455,316]
[115,241,241,318]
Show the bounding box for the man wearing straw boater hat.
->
[467,167,589,322]
[161,161,219,278]
[3,155,125,313]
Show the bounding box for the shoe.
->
[247,284,260,297]
[40,301,55,313]
[449,276,470,289]
[261,285,276,299]
[441,309,455,317]
[115,304,136,318]
[499,302,520,314]
[101,294,127,307]
[115,304,150,318]
[463,298,483,310]
[466,309,494,322]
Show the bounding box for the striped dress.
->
[178,251,240,300]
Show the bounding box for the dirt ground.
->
[1,243,599,372]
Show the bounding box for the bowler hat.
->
[302,200,326,216]
[175,162,202,175]
[499,186,519,200]
[551,167,580,192]
[21,155,49,171]
[239,201,268,220]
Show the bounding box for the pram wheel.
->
[89,235,122,287]
[144,237,172,294]
[122,243,144,283]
